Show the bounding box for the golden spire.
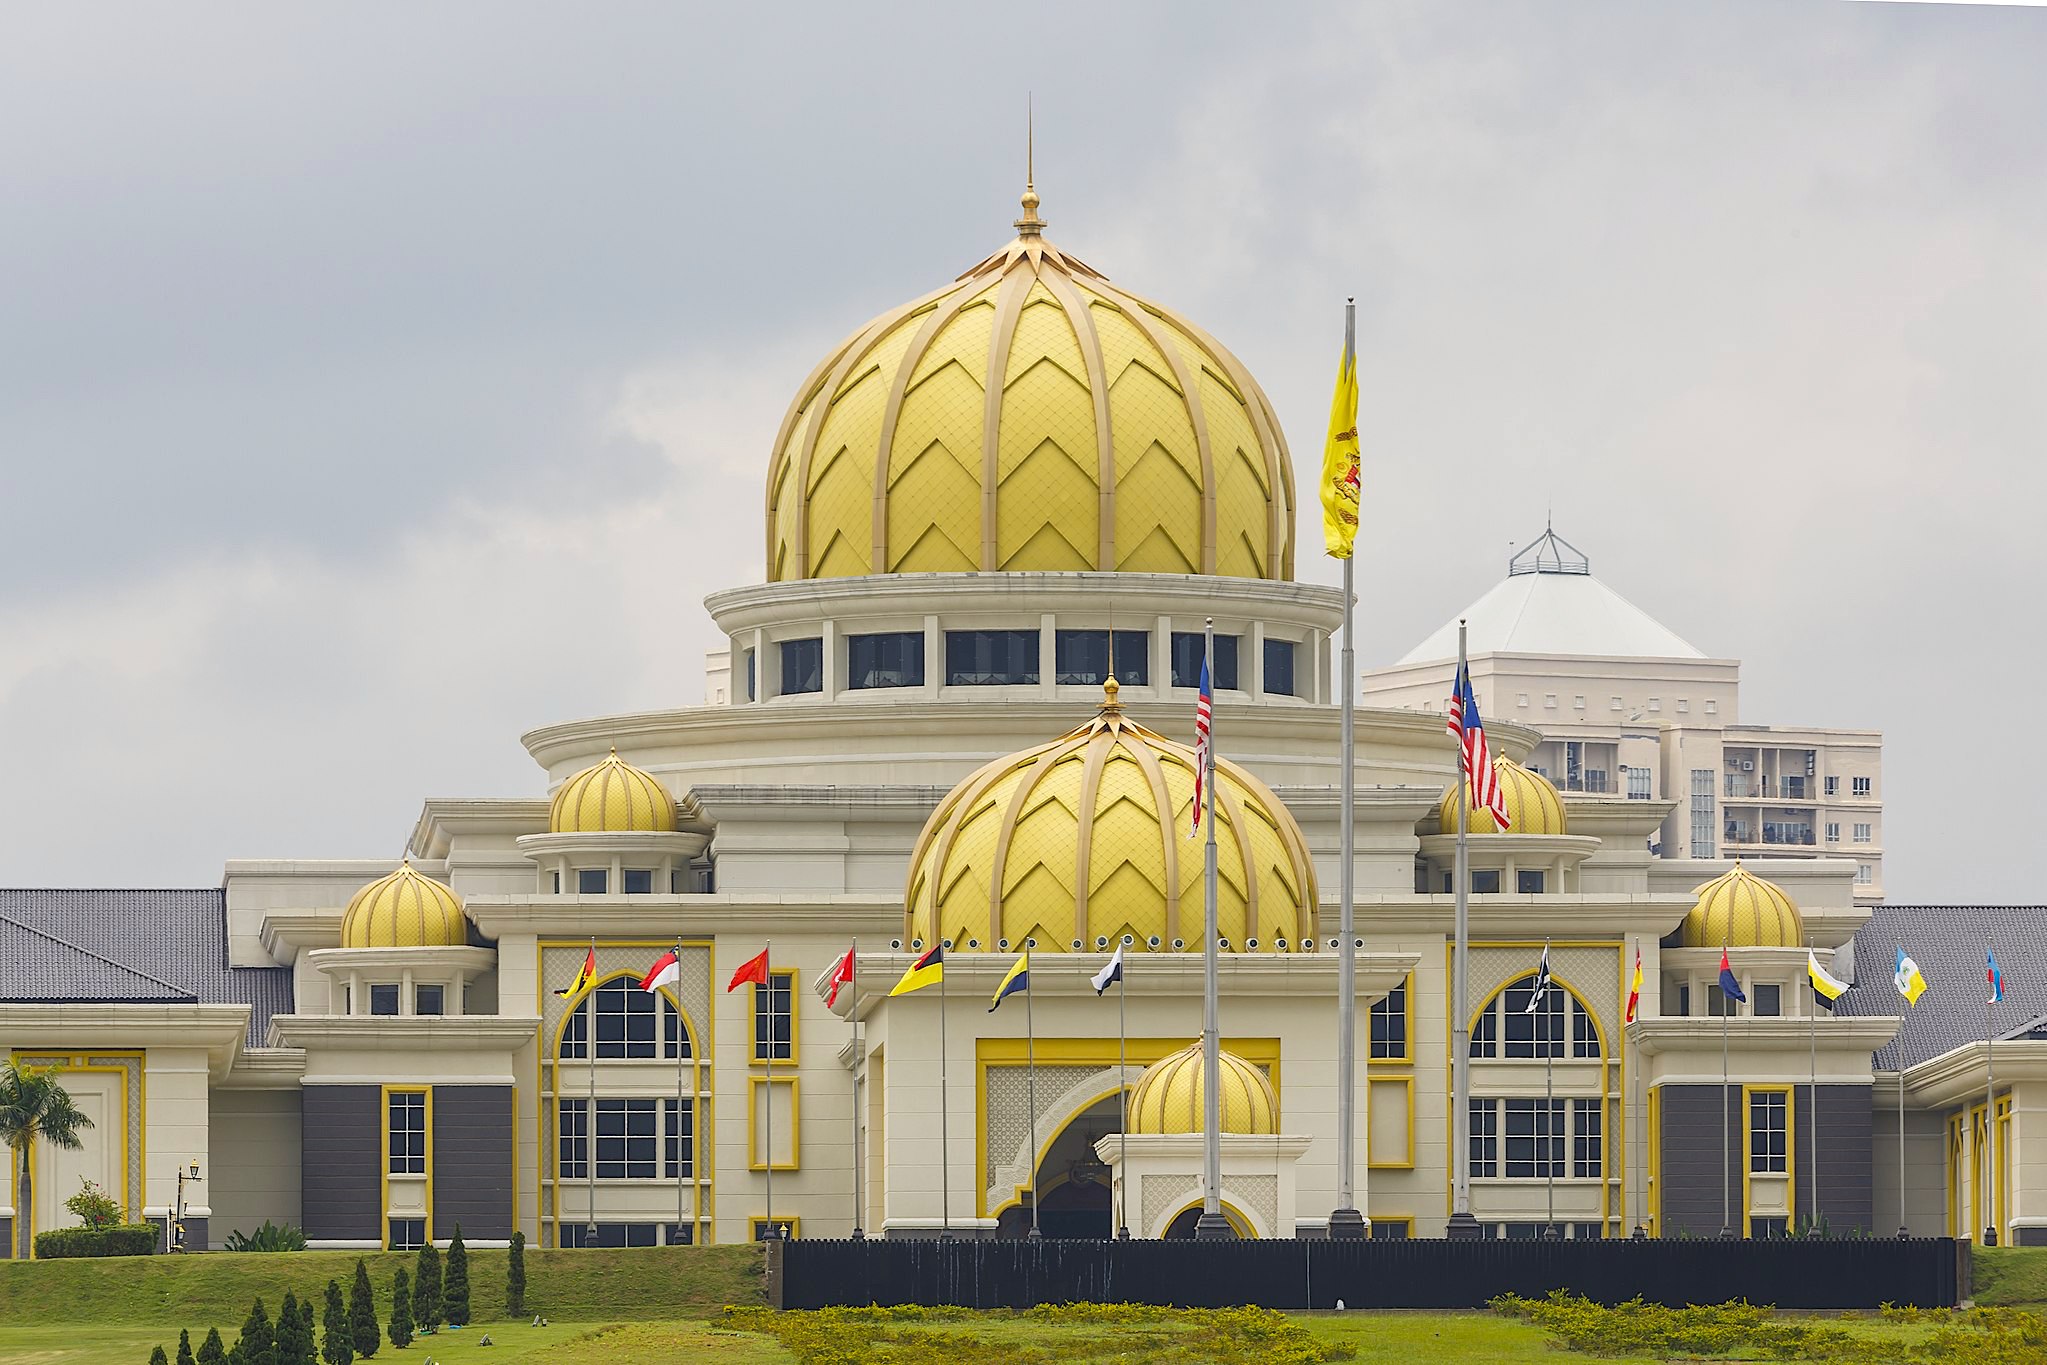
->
[1100,674,1122,713]
[1015,95,1045,236]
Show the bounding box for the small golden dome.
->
[341,860,469,950]
[1440,755,1568,836]
[1680,862,1803,948]
[905,688,1317,953]
[764,185,1295,583]
[549,749,676,834]
[1128,1043,1277,1136]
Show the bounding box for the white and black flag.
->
[1524,942,1553,1015]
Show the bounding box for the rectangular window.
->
[744,649,756,702]
[847,632,925,690]
[1170,633,1239,690]
[1825,776,1840,797]
[1677,984,1690,1018]
[562,978,685,1060]
[1369,978,1409,1060]
[1053,630,1148,685]
[1471,869,1501,895]
[665,1098,695,1179]
[1753,983,1781,1017]
[1503,979,1563,1059]
[1690,769,1716,859]
[1469,1098,1498,1178]
[754,970,794,1062]
[414,984,444,1017]
[1626,767,1651,800]
[1676,699,1689,714]
[1369,1219,1412,1239]
[388,1090,426,1175]
[622,868,653,895]
[1262,639,1296,697]
[1572,1098,1603,1178]
[387,1218,425,1251]
[597,1097,660,1179]
[1751,1216,1789,1240]
[945,629,1039,686]
[1749,1091,1788,1173]
[1504,1098,1565,1178]
[1853,776,1872,797]
[1708,984,1737,1017]
[1572,1006,1599,1059]
[1573,695,1585,710]
[1853,823,1872,844]
[1544,694,1557,709]
[371,984,400,1017]
[1826,822,1840,843]
[1516,869,1546,894]
[560,1222,676,1248]
[1705,700,1717,714]
[1610,696,1623,711]
[1648,698,1661,712]
[577,868,608,894]
[1517,693,1530,708]
[1857,864,1874,886]
[558,1098,589,1180]
[779,637,823,695]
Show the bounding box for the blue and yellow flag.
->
[988,952,1030,1012]
[1319,304,1361,559]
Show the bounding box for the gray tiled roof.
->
[0,889,293,1047]
[1837,903,2047,1071]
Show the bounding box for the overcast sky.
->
[2,2,2039,900]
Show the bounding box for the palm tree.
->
[0,1060,93,1260]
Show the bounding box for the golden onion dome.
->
[549,749,677,834]
[1128,1042,1277,1136]
[905,679,1317,953]
[1680,861,1803,948]
[764,182,1295,583]
[340,860,469,950]
[1439,755,1568,836]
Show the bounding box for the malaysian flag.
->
[1447,662,1510,831]
[1190,655,1213,837]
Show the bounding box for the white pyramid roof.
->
[1396,528,1707,665]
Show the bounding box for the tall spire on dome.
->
[1015,95,1045,237]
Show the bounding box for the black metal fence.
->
[772,1237,1960,1311]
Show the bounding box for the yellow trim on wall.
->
[1367,1074,1416,1170]
[1161,1198,1254,1238]
[747,1075,799,1172]
[11,1050,146,1258]
[748,1215,800,1241]
[380,1084,434,1249]
[1368,972,1415,1066]
[752,970,799,1066]
[1946,1112,1962,1241]
[1645,1085,1661,1237]
[1740,1083,1792,1239]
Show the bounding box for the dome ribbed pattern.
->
[1681,862,1803,948]
[340,861,469,949]
[904,682,1317,953]
[1440,755,1568,836]
[549,749,676,834]
[1127,1043,1277,1135]
[764,188,1295,583]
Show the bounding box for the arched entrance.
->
[994,1094,1120,1239]
[1161,1202,1250,1240]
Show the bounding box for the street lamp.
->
[171,1160,201,1253]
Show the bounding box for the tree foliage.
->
[0,1060,93,1259]
[506,1230,526,1318]
[348,1259,379,1359]
[196,1327,227,1365]
[321,1279,353,1365]
[441,1226,470,1327]
[411,1242,441,1333]
[386,1269,413,1350]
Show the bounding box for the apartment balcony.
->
[1723,822,1816,848]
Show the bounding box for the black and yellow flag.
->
[1320,304,1361,559]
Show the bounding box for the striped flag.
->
[1447,662,1510,831]
[1989,948,2005,1006]
[1625,947,1643,1024]
[1190,656,1213,838]
[1523,942,1552,1015]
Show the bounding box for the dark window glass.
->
[1370,1220,1410,1239]
[1503,976,1564,1059]
[754,972,794,1061]
[415,985,444,1017]
[1750,1092,1788,1173]
[1469,1098,1498,1177]
[665,1098,695,1179]
[1170,633,1238,689]
[1262,639,1296,697]
[551,870,561,894]
[1572,1098,1603,1178]
[560,1221,678,1248]
[1470,1006,1498,1058]
[945,630,1039,685]
[1504,1098,1565,1178]
[1573,1006,1600,1059]
[1677,984,1691,1018]
[558,1098,588,1180]
[596,1097,660,1178]
[753,1219,797,1242]
[1753,983,1781,1017]
[370,984,400,1017]
[622,869,653,895]
[1752,1216,1789,1240]
[1471,869,1501,895]
[577,868,607,894]
[744,649,756,702]
[1053,630,1149,685]
[387,1218,425,1251]
[779,638,823,695]
[560,978,687,1060]
[388,1091,426,1174]
[847,632,925,689]
[1517,869,1547,894]
[1369,979,1408,1060]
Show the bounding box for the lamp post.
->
[171,1160,201,1253]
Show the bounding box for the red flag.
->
[825,945,856,1008]
[727,948,771,993]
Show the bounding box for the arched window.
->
[560,976,691,1059]
[1470,974,1602,1059]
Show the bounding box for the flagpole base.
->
[1985,1228,1999,1247]
[1718,1225,1736,1240]
[1445,1212,1482,1241]
[1193,1212,1236,1241]
[1116,1226,1130,1241]
[1631,1225,1648,1241]
[1327,1208,1367,1240]
[851,1227,864,1241]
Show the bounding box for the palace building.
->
[0,182,2025,1257]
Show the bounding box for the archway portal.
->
[996,1093,1122,1240]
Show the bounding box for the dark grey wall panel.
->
[433,1085,512,1240]
[1795,1085,1874,1235]
[1657,1084,1744,1237]
[302,1084,381,1241]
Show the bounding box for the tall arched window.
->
[560,976,691,1059]
[1470,974,1601,1059]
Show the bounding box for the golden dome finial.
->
[1015,95,1045,237]
[1100,675,1122,713]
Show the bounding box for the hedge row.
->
[34,1223,158,1259]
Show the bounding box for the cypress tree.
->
[302,1296,321,1365]
[236,1298,274,1365]
[411,1242,441,1333]
[441,1225,470,1327]
[505,1230,526,1318]
[348,1259,379,1359]
[151,1348,170,1365]
[178,1329,196,1365]
[386,1268,413,1350]
[196,1327,227,1365]
[321,1279,353,1365]
[277,1292,301,1365]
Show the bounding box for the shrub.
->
[505,1230,525,1318]
[387,1268,413,1350]
[65,1177,123,1231]
[236,1298,274,1365]
[178,1329,196,1365]
[442,1226,470,1327]
[348,1259,379,1359]
[196,1327,227,1365]
[34,1222,157,1258]
[321,1279,352,1365]
[411,1242,441,1333]
[225,1221,307,1253]
[150,1348,169,1365]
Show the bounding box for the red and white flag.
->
[825,944,856,1008]
[1190,655,1213,838]
[639,950,679,993]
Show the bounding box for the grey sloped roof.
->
[0,889,293,1047]
[1837,903,2047,1070]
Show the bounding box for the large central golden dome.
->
[765,184,1296,582]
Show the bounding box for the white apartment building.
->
[1362,527,1884,902]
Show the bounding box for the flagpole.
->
[851,939,864,1240]
[1196,616,1229,1240]
[1897,1066,1908,1239]
[1630,940,1645,1239]
[1545,1015,1556,1238]
[1118,948,1130,1239]
[1721,945,1732,1240]
[1808,935,1818,1234]
[586,934,597,1246]
[1331,298,1364,1241]
[1986,940,1997,1246]
[765,939,775,1240]
[940,936,951,1238]
[676,937,686,1246]
[1026,954,1040,1240]
[1449,620,1477,1238]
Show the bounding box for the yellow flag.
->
[1320,306,1361,559]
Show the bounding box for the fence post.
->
[763,1235,785,1309]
